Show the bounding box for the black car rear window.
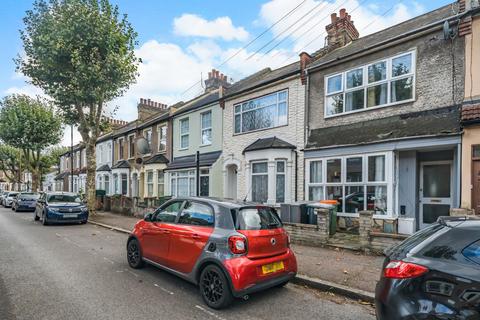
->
[463,240,480,265]
[389,223,445,257]
[234,207,282,230]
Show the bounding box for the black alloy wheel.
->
[127,239,144,269]
[199,265,233,309]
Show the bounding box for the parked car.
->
[3,192,19,208]
[13,192,40,212]
[126,197,297,309]
[0,191,6,205]
[375,216,480,320]
[34,192,88,225]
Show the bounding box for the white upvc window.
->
[251,161,268,203]
[128,134,135,158]
[275,160,286,203]
[200,111,212,146]
[199,169,210,197]
[234,90,288,134]
[180,118,189,149]
[143,128,152,153]
[146,170,154,197]
[325,50,416,118]
[104,174,110,194]
[306,152,393,217]
[113,173,119,194]
[157,170,165,196]
[170,170,195,197]
[158,125,167,152]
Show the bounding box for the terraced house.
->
[221,62,305,205]
[164,70,230,198]
[111,99,172,198]
[303,5,468,233]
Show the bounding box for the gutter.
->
[306,9,480,73]
[221,70,301,101]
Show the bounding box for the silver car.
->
[3,192,19,208]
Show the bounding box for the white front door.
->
[419,161,453,229]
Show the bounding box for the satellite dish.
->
[443,21,455,40]
[136,136,151,155]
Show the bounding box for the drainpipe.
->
[304,69,310,145]
[196,151,200,197]
[294,150,298,202]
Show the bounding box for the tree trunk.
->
[31,169,40,192]
[86,140,97,216]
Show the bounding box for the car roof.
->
[46,192,77,196]
[170,197,270,209]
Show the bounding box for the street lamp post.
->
[70,124,74,192]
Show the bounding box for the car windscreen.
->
[8,193,18,197]
[47,194,81,203]
[463,239,480,265]
[234,207,282,230]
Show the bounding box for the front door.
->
[168,201,214,274]
[472,160,480,214]
[419,161,453,229]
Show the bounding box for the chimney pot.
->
[340,8,346,19]
[215,70,219,78]
[208,71,212,79]
[331,13,337,23]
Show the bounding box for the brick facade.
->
[223,75,305,203]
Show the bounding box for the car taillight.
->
[384,260,428,279]
[228,235,247,255]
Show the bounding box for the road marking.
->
[154,283,174,295]
[103,257,115,264]
[195,305,226,320]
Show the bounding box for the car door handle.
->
[192,234,201,239]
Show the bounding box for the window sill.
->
[232,123,289,136]
[200,143,212,147]
[324,98,416,119]
[178,148,188,151]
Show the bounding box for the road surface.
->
[0,207,375,320]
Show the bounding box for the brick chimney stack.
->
[325,8,359,48]
[137,98,169,120]
[204,69,231,92]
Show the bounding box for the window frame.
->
[250,161,269,203]
[233,89,289,135]
[200,110,213,146]
[305,152,393,218]
[170,169,196,197]
[146,170,154,197]
[118,138,125,160]
[324,50,416,118]
[158,125,167,153]
[143,128,153,155]
[179,118,189,150]
[178,200,215,227]
[275,160,286,203]
[199,168,210,197]
[157,170,165,196]
[128,134,135,159]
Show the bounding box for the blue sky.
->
[0,0,452,145]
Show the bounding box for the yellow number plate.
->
[261,261,284,275]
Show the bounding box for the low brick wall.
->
[370,232,407,253]
[284,223,325,246]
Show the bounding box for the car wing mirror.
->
[144,213,153,222]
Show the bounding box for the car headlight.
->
[49,207,60,213]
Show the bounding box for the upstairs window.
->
[144,129,152,152]
[118,138,124,160]
[158,125,167,152]
[201,111,212,145]
[325,51,415,117]
[234,90,288,134]
[128,135,135,158]
[180,118,189,149]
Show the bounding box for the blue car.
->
[13,192,40,212]
[34,192,88,225]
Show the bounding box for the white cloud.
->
[173,14,249,41]
[258,0,426,54]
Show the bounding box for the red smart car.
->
[126,197,297,309]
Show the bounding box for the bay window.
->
[325,51,415,117]
[104,175,110,194]
[234,90,288,134]
[157,170,164,196]
[251,162,268,203]
[276,161,286,203]
[170,170,195,197]
[306,153,392,216]
[146,170,153,197]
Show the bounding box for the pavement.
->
[0,207,376,320]
[89,211,384,300]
